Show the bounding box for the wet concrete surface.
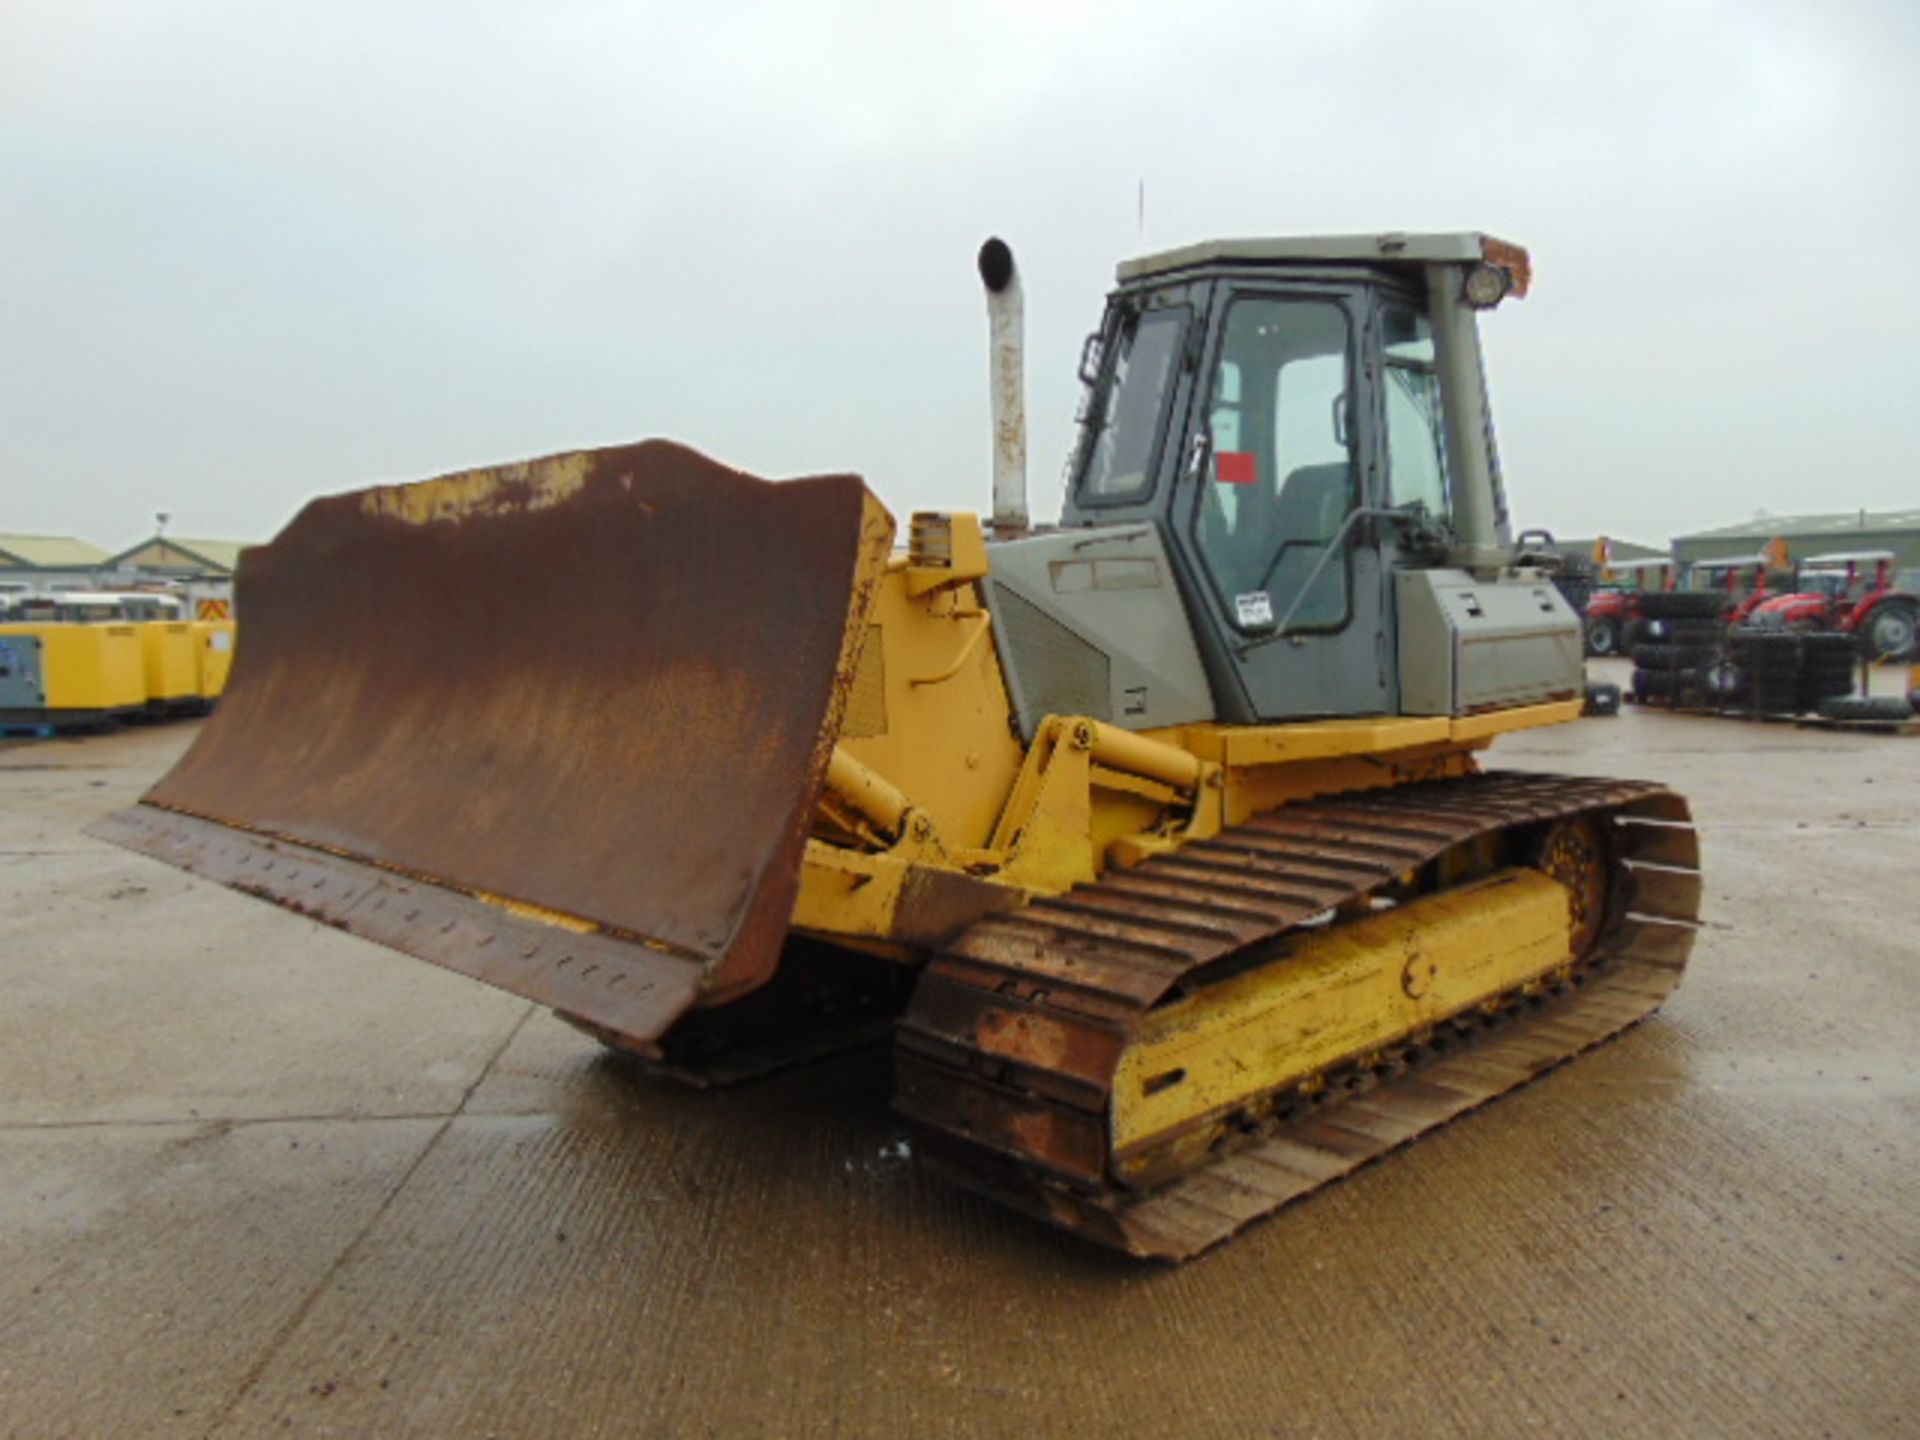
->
[2,666,1915,1438]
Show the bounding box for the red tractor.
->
[1582,557,1675,656]
[1685,556,1795,626]
[1747,551,1919,661]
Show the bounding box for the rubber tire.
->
[1672,668,1710,706]
[1634,643,1719,671]
[1585,615,1621,657]
[1705,661,1746,701]
[1633,668,1701,700]
[1637,617,1726,642]
[1637,592,1728,620]
[1730,630,1803,677]
[1799,676,1855,711]
[1860,602,1918,663]
[1817,695,1915,722]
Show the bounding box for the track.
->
[894,771,1701,1260]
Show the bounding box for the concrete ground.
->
[2,662,1915,1439]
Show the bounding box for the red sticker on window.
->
[1216,451,1256,485]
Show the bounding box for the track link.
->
[894,771,1701,1260]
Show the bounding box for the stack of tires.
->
[1797,632,1858,713]
[1726,629,1802,715]
[1627,593,1727,709]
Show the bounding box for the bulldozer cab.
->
[1058,235,1528,725]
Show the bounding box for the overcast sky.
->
[3,0,1916,551]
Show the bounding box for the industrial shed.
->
[0,532,111,588]
[1672,509,1920,582]
[104,535,251,578]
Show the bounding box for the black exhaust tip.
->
[977,237,1015,293]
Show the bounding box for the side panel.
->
[0,632,44,715]
[1397,569,1583,715]
[983,525,1215,741]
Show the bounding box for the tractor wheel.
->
[1861,602,1918,662]
[1585,616,1622,656]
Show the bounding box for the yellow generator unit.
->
[0,620,145,729]
[97,233,1700,1259]
[191,619,237,704]
[136,620,200,712]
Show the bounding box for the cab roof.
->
[1117,231,1530,291]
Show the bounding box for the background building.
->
[103,535,250,579]
[0,532,111,590]
[1672,509,1920,585]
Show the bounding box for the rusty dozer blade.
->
[91,440,895,1045]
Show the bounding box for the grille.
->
[990,582,1111,736]
[840,624,888,738]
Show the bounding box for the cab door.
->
[1163,280,1393,722]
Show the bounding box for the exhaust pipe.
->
[978,237,1028,536]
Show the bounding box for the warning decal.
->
[1215,451,1257,485]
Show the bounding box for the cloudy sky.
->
[3,0,1916,551]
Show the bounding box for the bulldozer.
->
[95,231,1701,1260]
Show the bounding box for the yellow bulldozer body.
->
[99,443,1584,1034]
[93,440,1689,1259]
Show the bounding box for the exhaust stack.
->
[978,237,1028,536]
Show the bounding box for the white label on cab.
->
[1235,591,1274,627]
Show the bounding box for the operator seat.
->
[1265,463,1353,628]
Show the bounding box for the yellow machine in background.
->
[136,620,198,711]
[192,620,237,702]
[98,233,1700,1258]
[0,617,145,727]
[0,592,236,730]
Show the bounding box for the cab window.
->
[1076,307,1187,503]
[1382,304,1450,523]
[1195,297,1354,632]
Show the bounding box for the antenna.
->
[155,511,171,538]
[1136,179,1145,242]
